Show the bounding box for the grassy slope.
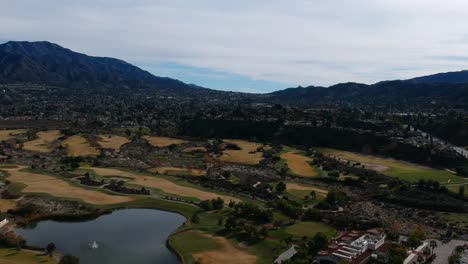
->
[0,248,56,264]
[319,148,463,184]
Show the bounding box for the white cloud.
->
[1,0,468,91]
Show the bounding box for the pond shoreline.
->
[10,207,188,264]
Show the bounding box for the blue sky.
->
[2,0,468,92]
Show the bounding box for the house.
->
[315,228,389,264]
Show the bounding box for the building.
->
[316,228,390,264]
[274,245,298,264]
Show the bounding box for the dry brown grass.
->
[286,182,328,195]
[143,136,188,147]
[0,199,17,211]
[3,166,134,205]
[281,151,318,177]
[96,134,131,151]
[148,166,205,176]
[193,232,256,264]
[90,167,239,202]
[183,147,207,153]
[0,129,27,141]
[62,135,99,157]
[219,139,263,165]
[22,130,62,153]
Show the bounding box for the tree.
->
[417,255,424,264]
[430,240,438,254]
[459,185,465,198]
[59,254,80,264]
[46,242,56,256]
[276,181,286,193]
[310,191,317,200]
[190,214,200,224]
[388,244,408,264]
[218,217,224,226]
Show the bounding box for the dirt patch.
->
[219,139,263,165]
[143,136,188,148]
[3,166,134,205]
[62,135,99,157]
[0,199,17,211]
[281,151,317,177]
[22,130,62,153]
[96,134,131,152]
[193,233,256,264]
[286,182,328,195]
[90,167,239,202]
[148,166,205,176]
[0,129,27,141]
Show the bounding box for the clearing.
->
[0,129,27,141]
[286,182,328,196]
[0,199,17,211]
[89,167,240,202]
[96,134,130,151]
[148,166,205,176]
[143,136,188,148]
[219,139,264,165]
[281,150,318,177]
[22,130,62,153]
[3,166,134,205]
[62,135,99,157]
[319,148,461,183]
[0,248,56,264]
[188,231,257,264]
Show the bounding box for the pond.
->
[13,209,186,264]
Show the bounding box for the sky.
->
[2,0,468,93]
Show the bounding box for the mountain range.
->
[1,40,468,106]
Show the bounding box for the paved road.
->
[431,240,467,264]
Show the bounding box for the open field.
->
[219,139,263,165]
[148,166,205,176]
[270,221,336,240]
[3,166,134,205]
[89,167,240,202]
[447,183,468,197]
[188,232,257,264]
[22,130,62,153]
[281,150,318,177]
[0,248,56,264]
[319,148,462,183]
[0,199,17,211]
[0,129,27,141]
[143,136,188,147]
[285,182,328,202]
[96,134,130,151]
[62,135,99,157]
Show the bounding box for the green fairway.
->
[169,230,219,263]
[0,248,56,264]
[319,148,463,184]
[270,221,336,240]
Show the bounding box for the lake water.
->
[13,209,186,264]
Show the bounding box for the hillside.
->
[0,41,199,92]
[406,70,468,84]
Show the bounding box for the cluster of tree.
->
[388,243,408,264]
[59,156,84,170]
[224,216,268,240]
[229,201,273,223]
[417,179,448,193]
[106,180,149,195]
[269,199,302,221]
[316,188,346,210]
[199,197,224,211]
[79,173,104,186]
[449,245,467,264]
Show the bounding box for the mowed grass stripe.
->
[3,166,134,205]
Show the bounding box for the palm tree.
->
[417,255,424,264]
[430,240,437,255]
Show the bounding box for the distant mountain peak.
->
[406,69,468,84]
[0,40,206,92]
